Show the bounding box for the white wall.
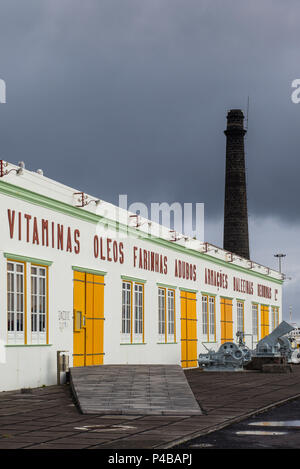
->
[0,174,282,391]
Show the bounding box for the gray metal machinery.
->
[244,321,295,371]
[198,321,295,371]
[254,321,294,358]
[287,326,300,364]
[290,348,300,364]
[198,334,252,371]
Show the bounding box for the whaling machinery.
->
[198,335,252,372]
[254,321,294,359]
[198,321,296,371]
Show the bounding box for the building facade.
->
[0,162,283,391]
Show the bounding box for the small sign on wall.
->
[58,311,71,332]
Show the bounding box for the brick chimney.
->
[223,109,250,259]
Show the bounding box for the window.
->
[122,281,131,342]
[167,289,175,342]
[252,303,258,343]
[158,288,165,341]
[31,266,47,344]
[209,297,215,338]
[7,261,25,344]
[202,296,208,335]
[134,283,143,342]
[7,259,50,345]
[237,301,244,334]
[121,280,144,343]
[158,287,176,343]
[202,295,215,342]
[271,306,280,331]
[276,308,280,327]
[271,306,275,331]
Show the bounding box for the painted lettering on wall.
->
[94,236,124,264]
[233,276,253,295]
[133,246,167,274]
[205,268,228,289]
[7,209,80,254]
[175,260,196,281]
[6,209,278,296]
[257,284,272,299]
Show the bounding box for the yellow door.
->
[91,273,105,365]
[261,305,269,339]
[181,291,198,368]
[73,271,86,367]
[73,271,105,367]
[220,297,233,343]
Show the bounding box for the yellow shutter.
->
[73,271,105,367]
[181,291,197,368]
[73,271,86,367]
[220,297,233,343]
[261,305,269,338]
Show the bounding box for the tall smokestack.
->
[223,109,250,259]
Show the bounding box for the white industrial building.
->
[0,161,283,391]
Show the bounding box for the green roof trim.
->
[72,266,107,276]
[179,287,198,293]
[4,252,53,266]
[157,283,177,290]
[201,291,217,297]
[121,275,147,284]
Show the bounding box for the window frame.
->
[271,306,280,331]
[158,287,166,343]
[252,303,259,343]
[121,280,144,344]
[276,307,280,328]
[30,264,49,345]
[157,287,176,343]
[7,259,26,345]
[133,282,144,343]
[167,288,176,343]
[121,280,132,343]
[201,294,216,342]
[202,295,208,336]
[271,306,275,331]
[237,301,244,334]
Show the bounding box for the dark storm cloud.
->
[0,0,300,222]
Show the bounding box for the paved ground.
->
[0,366,300,449]
[70,365,201,415]
[181,395,300,449]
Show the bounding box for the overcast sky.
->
[0,0,299,320]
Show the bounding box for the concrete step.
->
[70,364,202,415]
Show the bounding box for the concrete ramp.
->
[70,365,201,415]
